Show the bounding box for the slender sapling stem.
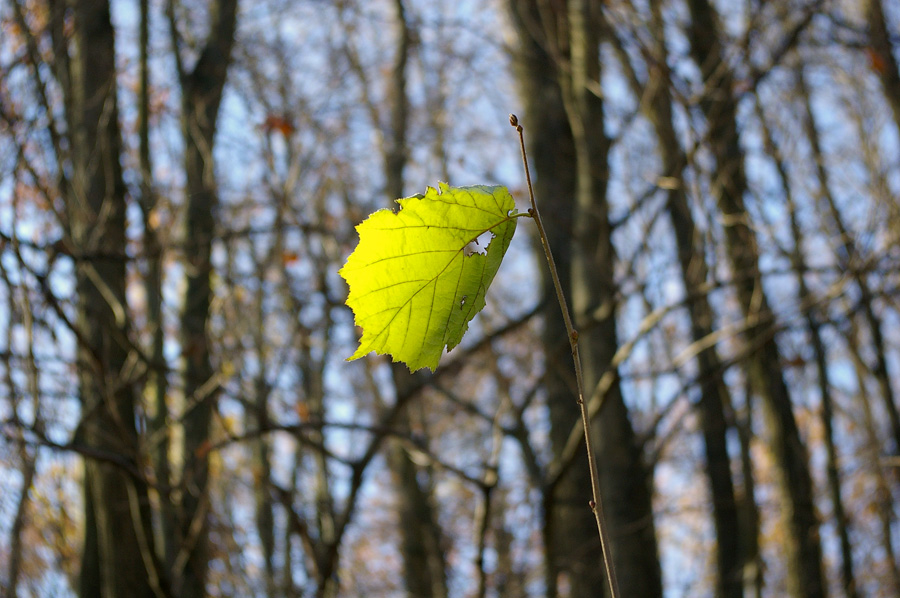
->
[509,113,621,598]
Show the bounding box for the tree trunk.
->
[866,0,900,138]
[62,1,162,596]
[510,2,662,596]
[382,2,450,594]
[795,66,900,457]
[7,443,36,597]
[843,323,900,594]
[386,409,449,598]
[755,86,860,598]
[605,4,744,594]
[734,392,763,598]
[171,1,239,595]
[685,1,825,596]
[138,0,175,573]
[252,308,276,597]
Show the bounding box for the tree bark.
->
[510,2,662,596]
[170,1,239,595]
[610,3,743,593]
[843,323,900,594]
[386,416,450,598]
[755,86,859,598]
[795,66,900,457]
[7,442,36,597]
[866,0,900,138]
[138,0,175,574]
[382,2,450,594]
[685,1,825,596]
[60,1,162,596]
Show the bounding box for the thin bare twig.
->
[509,114,620,598]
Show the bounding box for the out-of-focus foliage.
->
[0,0,899,596]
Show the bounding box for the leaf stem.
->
[510,113,620,598]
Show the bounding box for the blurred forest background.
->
[2,0,900,596]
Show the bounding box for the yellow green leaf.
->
[339,182,518,371]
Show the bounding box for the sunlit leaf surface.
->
[339,183,518,371]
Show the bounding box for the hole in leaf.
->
[459,295,467,309]
[464,231,493,257]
